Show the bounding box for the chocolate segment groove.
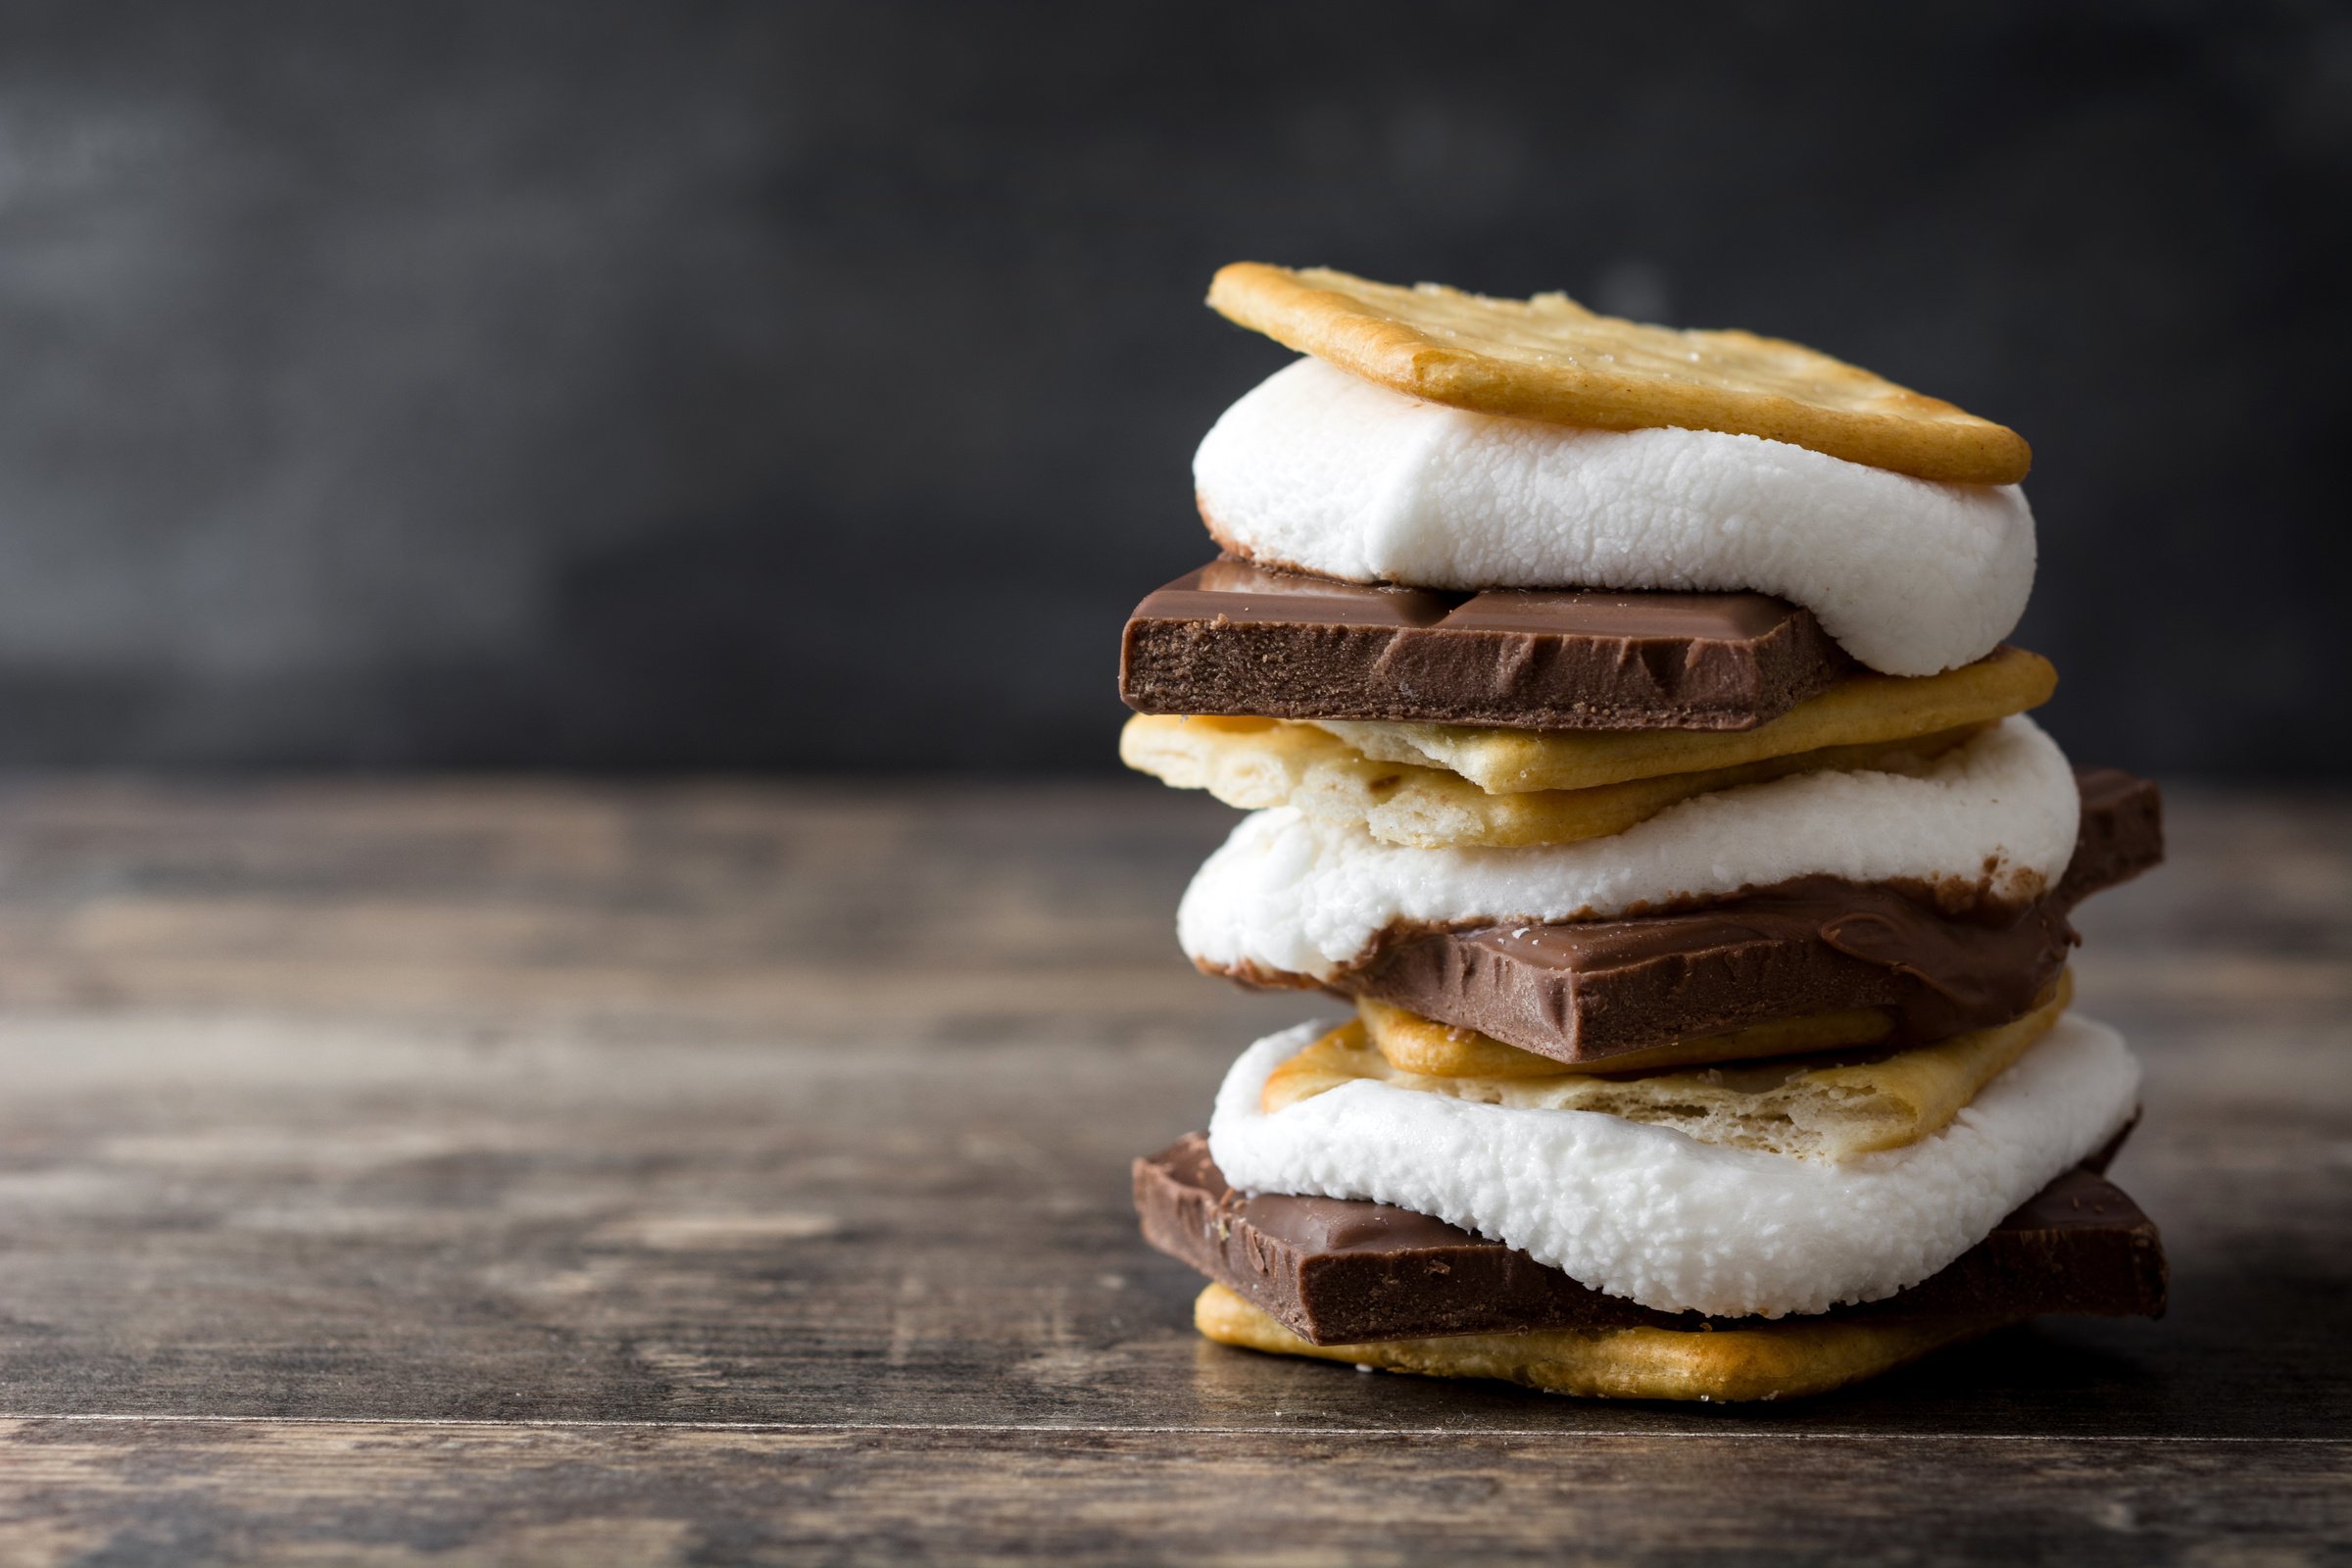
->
[1136,1134,2167,1346]
[1120,559,1853,731]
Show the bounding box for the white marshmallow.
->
[1207,1011,2139,1319]
[1178,716,2081,982]
[1193,357,2036,676]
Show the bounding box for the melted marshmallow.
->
[1207,1012,2139,1318]
[1194,357,2035,676]
[1179,715,2081,982]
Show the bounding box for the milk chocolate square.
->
[1341,771,2164,1064]
[1136,1135,2166,1346]
[1119,560,1852,731]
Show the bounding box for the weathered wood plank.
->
[0,776,2337,1557]
[0,996,2335,1437]
[0,1421,2344,1567]
[0,778,1303,1043]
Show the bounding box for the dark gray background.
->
[0,1,2341,777]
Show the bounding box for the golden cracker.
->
[1118,711,1984,851]
[1264,978,2069,1162]
[1316,646,2055,796]
[1207,263,2031,484]
[1193,1283,2004,1403]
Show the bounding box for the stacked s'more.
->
[1117,265,2168,1402]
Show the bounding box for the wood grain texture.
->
[0,776,2340,1562]
[0,1422,2345,1567]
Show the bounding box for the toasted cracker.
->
[1119,711,1983,851]
[1358,995,1896,1079]
[1193,1283,2003,1402]
[1265,977,2068,1162]
[1316,646,2054,796]
[1207,263,2031,484]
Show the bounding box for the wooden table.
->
[0,776,2341,1563]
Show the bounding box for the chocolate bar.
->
[1136,1134,2166,1346]
[2057,767,2166,906]
[1120,560,1852,731]
[1339,770,2164,1064]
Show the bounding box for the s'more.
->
[1117,265,2165,1402]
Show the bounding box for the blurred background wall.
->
[0,0,2341,777]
